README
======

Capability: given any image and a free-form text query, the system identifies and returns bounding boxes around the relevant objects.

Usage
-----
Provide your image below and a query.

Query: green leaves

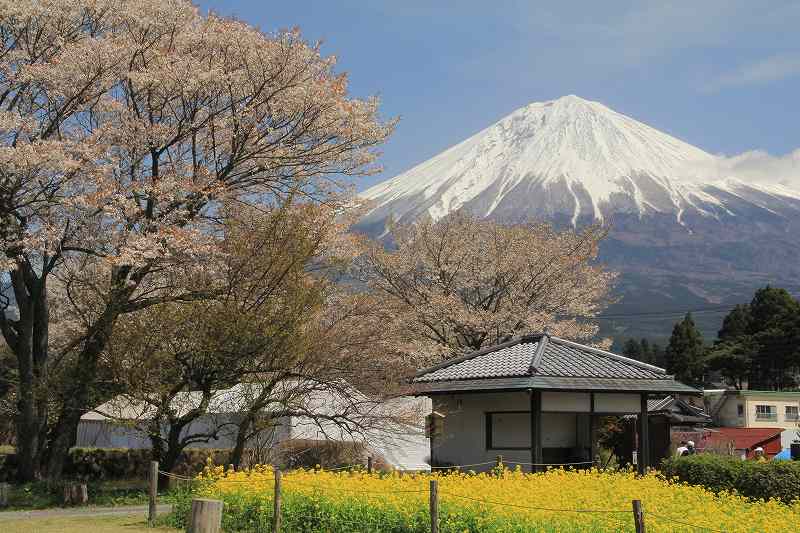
[662,454,800,505]
[710,286,800,389]
[665,313,706,385]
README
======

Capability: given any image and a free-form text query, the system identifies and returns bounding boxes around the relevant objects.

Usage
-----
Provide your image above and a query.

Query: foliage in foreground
[0,447,231,482]
[165,464,800,532]
[661,453,800,504]
[0,480,150,510]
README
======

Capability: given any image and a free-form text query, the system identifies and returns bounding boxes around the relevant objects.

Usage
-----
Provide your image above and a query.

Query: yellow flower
[195,464,800,532]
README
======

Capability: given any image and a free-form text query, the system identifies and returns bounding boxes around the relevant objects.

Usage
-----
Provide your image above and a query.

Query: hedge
[660,454,800,504]
[0,447,231,482]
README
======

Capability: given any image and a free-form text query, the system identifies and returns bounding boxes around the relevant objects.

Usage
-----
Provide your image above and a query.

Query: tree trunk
[155,422,190,491]
[5,265,49,482]
[44,331,109,479]
[230,415,254,469]
[158,446,183,491]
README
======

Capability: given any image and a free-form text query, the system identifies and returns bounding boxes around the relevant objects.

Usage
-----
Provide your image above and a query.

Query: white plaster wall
[594,393,641,413]
[431,392,530,470]
[541,413,577,447]
[542,392,590,412]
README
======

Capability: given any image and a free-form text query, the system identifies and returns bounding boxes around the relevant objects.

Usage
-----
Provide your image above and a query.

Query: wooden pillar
[638,393,650,474]
[632,499,646,533]
[589,393,597,466]
[187,498,223,533]
[272,468,282,533]
[429,479,439,533]
[530,390,542,472]
[149,461,158,526]
[0,483,9,508]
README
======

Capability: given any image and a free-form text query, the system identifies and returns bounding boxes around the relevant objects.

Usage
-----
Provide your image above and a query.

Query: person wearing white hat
[675,440,688,457]
[754,446,766,461]
[675,440,696,457]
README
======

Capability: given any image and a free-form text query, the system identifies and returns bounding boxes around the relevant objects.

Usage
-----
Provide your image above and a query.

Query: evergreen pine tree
[639,339,653,364]
[665,313,706,385]
[747,287,800,389]
[622,339,643,361]
[718,304,752,341]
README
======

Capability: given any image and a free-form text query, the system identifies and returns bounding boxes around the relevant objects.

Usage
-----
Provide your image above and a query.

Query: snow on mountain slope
[361,95,800,227]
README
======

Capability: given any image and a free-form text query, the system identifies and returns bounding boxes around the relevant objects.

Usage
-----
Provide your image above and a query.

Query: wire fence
[648,511,730,533]
[439,490,630,514]
[154,460,740,533]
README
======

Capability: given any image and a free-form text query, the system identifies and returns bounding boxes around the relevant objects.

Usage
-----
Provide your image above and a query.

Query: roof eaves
[548,336,668,375]
[413,334,541,379]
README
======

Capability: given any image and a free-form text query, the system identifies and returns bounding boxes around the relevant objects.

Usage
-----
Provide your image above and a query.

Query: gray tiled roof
[415,334,664,383]
[416,341,538,382]
[413,334,699,394]
[648,397,674,411]
[536,340,662,379]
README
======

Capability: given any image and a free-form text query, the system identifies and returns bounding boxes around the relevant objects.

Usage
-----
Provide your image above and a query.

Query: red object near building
[702,427,783,459]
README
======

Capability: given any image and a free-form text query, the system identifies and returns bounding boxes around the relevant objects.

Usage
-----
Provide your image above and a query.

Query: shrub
[0,447,231,482]
[660,454,800,504]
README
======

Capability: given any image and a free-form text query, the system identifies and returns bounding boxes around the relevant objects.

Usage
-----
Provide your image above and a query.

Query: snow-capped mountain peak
[361,95,800,226]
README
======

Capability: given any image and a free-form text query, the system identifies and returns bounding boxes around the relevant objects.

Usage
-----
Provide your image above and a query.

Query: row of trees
[662,287,800,389]
[0,1,616,482]
[620,338,666,367]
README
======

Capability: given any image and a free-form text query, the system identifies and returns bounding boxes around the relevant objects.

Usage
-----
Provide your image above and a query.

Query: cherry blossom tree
[360,212,616,362]
[0,0,392,480]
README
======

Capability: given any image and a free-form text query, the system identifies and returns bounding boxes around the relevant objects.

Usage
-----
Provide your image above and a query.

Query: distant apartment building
[708,390,800,450]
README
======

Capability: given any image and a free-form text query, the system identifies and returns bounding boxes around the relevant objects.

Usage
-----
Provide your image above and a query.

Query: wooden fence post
[62,483,88,506]
[0,483,9,508]
[632,499,646,533]
[272,468,282,533]
[149,461,158,526]
[187,498,223,533]
[76,483,88,505]
[429,479,439,533]
[367,456,373,474]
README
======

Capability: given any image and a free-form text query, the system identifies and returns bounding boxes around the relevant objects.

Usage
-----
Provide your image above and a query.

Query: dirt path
[0,504,172,520]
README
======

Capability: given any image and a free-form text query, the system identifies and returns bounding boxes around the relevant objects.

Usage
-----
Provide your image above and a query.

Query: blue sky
[197,1,800,190]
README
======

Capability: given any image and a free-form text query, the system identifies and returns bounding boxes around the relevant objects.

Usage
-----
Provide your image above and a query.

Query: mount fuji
[359,95,800,340]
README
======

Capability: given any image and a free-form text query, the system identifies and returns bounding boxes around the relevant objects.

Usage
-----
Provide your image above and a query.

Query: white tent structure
[77,381,431,471]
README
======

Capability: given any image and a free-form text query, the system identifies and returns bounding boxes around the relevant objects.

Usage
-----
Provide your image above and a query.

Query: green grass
[0,514,180,533]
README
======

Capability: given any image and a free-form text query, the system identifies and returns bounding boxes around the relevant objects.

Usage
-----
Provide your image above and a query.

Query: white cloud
[719,149,800,190]
[703,54,800,92]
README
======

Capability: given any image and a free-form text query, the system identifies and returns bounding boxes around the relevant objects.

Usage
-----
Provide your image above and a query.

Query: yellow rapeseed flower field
[188,463,800,532]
